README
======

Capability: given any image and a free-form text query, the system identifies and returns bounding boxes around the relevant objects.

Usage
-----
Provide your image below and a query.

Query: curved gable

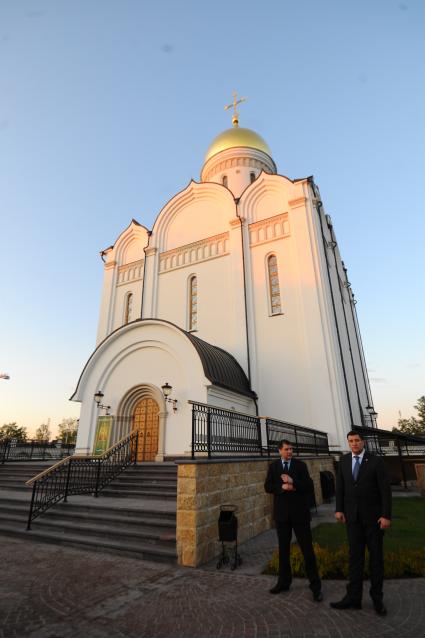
[151,180,236,253]
[239,172,303,224]
[103,219,150,266]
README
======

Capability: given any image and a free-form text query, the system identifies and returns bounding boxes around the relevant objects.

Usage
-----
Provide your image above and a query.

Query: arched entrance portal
[132,397,160,462]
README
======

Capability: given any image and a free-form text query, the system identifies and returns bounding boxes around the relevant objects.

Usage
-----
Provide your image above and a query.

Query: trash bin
[218,505,238,542]
[216,504,242,570]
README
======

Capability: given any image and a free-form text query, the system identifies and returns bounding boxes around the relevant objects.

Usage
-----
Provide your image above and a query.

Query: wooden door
[132,397,159,462]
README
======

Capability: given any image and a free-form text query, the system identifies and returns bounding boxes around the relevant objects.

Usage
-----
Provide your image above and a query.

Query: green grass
[264,498,425,578]
[312,498,425,552]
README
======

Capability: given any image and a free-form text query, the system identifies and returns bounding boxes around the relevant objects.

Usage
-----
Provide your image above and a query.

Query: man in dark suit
[330,430,391,616]
[264,439,322,601]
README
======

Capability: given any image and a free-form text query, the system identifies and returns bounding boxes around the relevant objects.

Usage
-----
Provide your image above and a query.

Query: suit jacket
[335,451,392,525]
[264,458,314,524]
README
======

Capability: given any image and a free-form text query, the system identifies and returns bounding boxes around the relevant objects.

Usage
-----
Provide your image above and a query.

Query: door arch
[132,397,160,462]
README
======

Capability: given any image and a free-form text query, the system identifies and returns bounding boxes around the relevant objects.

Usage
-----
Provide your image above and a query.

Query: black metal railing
[26,431,138,529]
[353,425,425,489]
[265,418,329,456]
[190,402,330,459]
[0,439,75,464]
[353,426,425,457]
[191,402,262,458]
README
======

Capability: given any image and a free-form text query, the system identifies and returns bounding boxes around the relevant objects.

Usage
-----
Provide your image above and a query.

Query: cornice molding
[145,247,157,257]
[159,232,229,273]
[249,212,290,247]
[104,260,117,270]
[201,147,276,182]
[288,196,307,209]
[116,259,144,286]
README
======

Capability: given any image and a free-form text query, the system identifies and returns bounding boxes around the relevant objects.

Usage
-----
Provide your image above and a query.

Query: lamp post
[94,390,111,414]
[161,382,178,413]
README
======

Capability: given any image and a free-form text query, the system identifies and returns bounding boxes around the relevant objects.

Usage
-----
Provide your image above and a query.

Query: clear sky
[0,0,424,437]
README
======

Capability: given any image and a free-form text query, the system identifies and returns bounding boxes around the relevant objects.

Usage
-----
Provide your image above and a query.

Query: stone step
[118,471,177,480]
[0,483,31,491]
[0,501,176,528]
[30,516,176,545]
[53,500,176,520]
[0,522,177,563]
[107,480,177,489]
[100,488,177,500]
[0,477,36,484]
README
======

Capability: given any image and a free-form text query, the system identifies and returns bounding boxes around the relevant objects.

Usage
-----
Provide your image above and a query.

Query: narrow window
[222,175,228,187]
[250,171,256,183]
[189,276,198,330]
[124,292,133,324]
[268,255,282,315]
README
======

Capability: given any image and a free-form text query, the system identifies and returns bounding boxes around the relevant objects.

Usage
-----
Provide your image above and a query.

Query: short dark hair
[347,430,364,440]
[278,439,293,448]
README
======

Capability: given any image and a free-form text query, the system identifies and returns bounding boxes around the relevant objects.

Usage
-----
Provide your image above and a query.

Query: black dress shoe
[330,598,362,610]
[269,583,290,594]
[313,591,323,602]
[374,603,387,616]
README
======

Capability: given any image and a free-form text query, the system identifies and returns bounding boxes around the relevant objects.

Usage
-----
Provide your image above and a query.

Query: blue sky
[0,0,424,436]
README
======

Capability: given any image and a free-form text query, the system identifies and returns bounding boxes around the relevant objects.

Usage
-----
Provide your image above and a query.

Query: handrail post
[207,408,211,459]
[258,417,263,456]
[64,459,72,502]
[27,482,37,530]
[265,418,270,458]
[191,404,196,459]
[396,438,408,490]
[294,427,299,455]
[94,458,102,497]
[133,431,138,465]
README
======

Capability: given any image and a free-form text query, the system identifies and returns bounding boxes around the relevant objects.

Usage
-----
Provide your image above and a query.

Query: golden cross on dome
[224,91,247,127]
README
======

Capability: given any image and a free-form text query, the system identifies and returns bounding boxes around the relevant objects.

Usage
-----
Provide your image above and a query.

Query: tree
[35,422,51,442]
[0,423,27,442]
[393,396,425,436]
[57,418,78,444]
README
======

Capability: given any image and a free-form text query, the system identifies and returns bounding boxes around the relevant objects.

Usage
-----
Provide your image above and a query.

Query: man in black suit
[264,439,322,601]
[330,430,392,616]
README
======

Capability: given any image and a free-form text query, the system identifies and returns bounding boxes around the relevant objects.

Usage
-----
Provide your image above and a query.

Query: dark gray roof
[185,331,256,399]
[71,318,256,401]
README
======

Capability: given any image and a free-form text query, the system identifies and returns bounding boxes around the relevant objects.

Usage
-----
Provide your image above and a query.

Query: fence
[0,439,75,464]
[265,418,330,456]
[190,402,329,459]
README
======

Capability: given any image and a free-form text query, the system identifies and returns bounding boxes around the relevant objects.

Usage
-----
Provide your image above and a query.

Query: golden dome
[204,126,272,164]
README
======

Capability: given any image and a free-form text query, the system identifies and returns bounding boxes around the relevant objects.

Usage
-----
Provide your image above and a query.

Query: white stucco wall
[78,142,375,454]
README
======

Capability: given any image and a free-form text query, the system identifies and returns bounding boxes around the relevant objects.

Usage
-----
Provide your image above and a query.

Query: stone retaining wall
[176,456,335,567]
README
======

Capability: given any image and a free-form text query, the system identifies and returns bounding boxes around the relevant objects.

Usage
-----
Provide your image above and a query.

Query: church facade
[71,113,375,458]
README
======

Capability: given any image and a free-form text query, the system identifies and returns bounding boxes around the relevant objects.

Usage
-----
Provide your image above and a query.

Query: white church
[71,98,375,460]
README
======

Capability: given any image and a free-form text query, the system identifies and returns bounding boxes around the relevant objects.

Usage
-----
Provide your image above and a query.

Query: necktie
[283,462,289,474]
[352,456,360,481]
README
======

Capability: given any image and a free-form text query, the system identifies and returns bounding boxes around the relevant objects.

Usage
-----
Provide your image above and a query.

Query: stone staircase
[0,461,177,563]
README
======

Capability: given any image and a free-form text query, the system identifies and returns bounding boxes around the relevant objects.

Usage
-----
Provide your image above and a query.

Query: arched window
[267,255,282,315]
[250,171,256,183]
[189,276,198,331]
[124,292,133,324]
[222,175,228,187]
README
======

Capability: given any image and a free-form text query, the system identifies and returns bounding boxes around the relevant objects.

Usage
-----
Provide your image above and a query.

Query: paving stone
[0,535,424,638]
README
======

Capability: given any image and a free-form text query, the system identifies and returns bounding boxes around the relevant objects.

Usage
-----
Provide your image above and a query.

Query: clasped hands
[335,511,391,529]
[281,473,295,491]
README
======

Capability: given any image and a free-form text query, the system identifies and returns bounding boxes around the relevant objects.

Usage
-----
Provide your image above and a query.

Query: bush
[264,543,425,579]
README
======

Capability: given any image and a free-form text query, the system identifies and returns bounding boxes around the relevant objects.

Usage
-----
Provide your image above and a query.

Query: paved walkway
[1,513,424,638]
